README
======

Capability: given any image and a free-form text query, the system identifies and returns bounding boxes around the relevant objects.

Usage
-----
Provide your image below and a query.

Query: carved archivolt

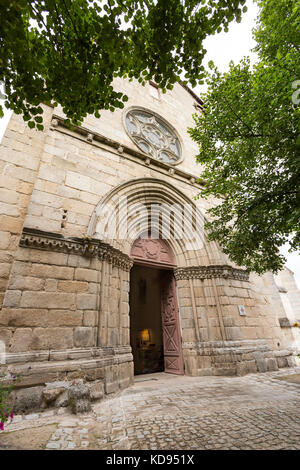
[174,265,249,282]
[19,228,133,271]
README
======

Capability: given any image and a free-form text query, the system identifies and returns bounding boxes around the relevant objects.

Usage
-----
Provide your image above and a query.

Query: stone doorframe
[130,237,184,375]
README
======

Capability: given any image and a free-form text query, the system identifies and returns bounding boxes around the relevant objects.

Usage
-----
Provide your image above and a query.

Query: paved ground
[1,367,300,450]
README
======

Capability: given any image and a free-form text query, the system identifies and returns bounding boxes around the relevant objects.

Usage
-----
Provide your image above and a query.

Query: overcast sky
[0,0,299,287]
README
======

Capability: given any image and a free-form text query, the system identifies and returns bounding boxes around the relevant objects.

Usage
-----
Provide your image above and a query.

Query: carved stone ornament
[130,237,175,267]
[19,228,133,271]
[125,108,182,165]
[174,265,249,282]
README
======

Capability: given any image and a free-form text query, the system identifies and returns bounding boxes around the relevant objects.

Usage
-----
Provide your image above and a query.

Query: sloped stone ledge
[4,346,132,364]
[19,227,133,271]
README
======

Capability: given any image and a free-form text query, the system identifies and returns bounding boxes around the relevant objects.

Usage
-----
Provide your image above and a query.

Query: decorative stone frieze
[174,265,249,281]
[19,228,133,271]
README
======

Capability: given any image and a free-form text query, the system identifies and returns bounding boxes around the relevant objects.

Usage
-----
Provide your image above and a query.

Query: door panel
[161,272,184,375]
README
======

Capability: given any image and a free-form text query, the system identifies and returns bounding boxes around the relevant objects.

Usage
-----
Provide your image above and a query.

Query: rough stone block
[277,356,289,368]
[265,358,279,372]
[214,367,237,376]
[55,390,69,407]
[83,310,97,326]
[10,386,44,414]
[105,365,119,394]
[0,231,11,250]
[74,327,94,347]
[85,367,105,382]
[9,328,32,352]
[43,387,65,404]
[256,358,268,373]
[58,280,88,293]
[90,381,104,401]
[0,263,10,279]
[197,368,213,376]
[68,384,91,414]
[76,294,97,310]
[9,276,45,291]
[30,264,74,280]
[3,290,22,307]
[236,361,258,376]
[75,268,98,282]
[21,292,76,309]
[0,215,23,234]
[30,327,74,350]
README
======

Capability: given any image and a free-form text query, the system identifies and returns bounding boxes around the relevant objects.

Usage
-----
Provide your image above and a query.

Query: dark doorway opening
[130,264,167,375]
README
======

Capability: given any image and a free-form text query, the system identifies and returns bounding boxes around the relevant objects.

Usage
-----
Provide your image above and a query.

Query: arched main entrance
[130,237,184,376]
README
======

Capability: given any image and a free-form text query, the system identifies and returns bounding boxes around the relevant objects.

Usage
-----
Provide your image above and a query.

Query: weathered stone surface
[253,353,268,373]
[236,361,258,376]
[85,367,106,382]
[75,268,98,282]
[73,327,94,348]
[20,292,76,309]
[68,384,91,414]
[55,390,69,407]
[11,386,44,414]
[76,294,97,310]
[30,328,74,350]
[277,356,289,368]
[1,308,82,327]
[90,381,104,401]
[9,328,33,352]
[105,365,119,394]
[83,310,97,327]
[266,358,279,372]
[58,280,89,293]
[43,387,65,404]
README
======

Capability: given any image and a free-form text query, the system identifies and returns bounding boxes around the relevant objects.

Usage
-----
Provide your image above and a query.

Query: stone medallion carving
[124,108,182,165]
[130,237,175,267]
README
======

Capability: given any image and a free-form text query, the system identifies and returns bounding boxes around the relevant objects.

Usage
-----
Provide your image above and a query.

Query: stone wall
[0,231,133,413]
[0,106,53,309]
[175,267,293,377]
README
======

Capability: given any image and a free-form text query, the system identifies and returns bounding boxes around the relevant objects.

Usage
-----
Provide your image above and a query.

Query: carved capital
[174,265,249,282]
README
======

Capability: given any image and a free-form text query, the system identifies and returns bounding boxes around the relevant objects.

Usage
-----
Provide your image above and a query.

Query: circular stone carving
[124,108,182,165]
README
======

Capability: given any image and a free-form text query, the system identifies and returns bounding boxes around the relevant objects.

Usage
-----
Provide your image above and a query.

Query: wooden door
[161,271,184,375]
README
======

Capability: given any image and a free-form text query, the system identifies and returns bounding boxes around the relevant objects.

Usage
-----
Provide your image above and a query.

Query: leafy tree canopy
[189,0,300,274]
[0,0,247,129]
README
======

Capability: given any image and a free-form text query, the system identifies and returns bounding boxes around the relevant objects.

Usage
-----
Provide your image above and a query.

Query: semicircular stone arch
[87,177,228,268]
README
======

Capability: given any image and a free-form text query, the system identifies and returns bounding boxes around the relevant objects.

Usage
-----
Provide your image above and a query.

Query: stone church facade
[0,79,299,411]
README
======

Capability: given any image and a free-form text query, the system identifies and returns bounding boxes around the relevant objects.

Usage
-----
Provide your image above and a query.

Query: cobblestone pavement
[2,367,300,450]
